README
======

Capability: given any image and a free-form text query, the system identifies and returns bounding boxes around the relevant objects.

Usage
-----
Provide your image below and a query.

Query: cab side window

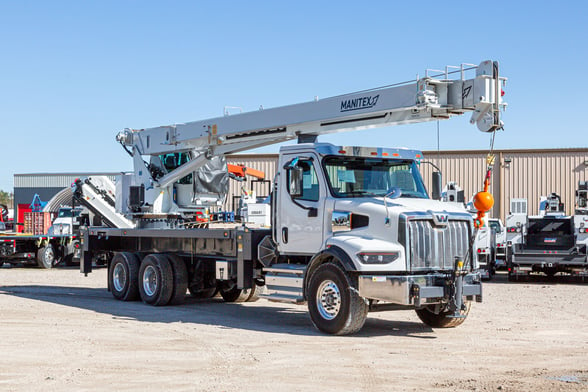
[289,160,319,202]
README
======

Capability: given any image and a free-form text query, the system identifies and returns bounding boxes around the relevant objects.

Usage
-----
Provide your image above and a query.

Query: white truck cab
[48,207,83,236]
[271,143,480,325]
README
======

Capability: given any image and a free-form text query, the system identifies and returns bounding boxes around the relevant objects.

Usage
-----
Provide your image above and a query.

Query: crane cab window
[159,152,193,184]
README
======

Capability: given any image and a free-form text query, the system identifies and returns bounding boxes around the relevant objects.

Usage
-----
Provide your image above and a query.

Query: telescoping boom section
[116,60,506,214]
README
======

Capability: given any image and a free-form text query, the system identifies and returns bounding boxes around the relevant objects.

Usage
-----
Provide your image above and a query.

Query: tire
[36,245,55,269]
[507,271,517,282]
[63,254,75,266]
[189,285,219,299]
[166,254,188,305]
[307,262,368,335]
[220,285,252,303]
[245,284,262,302]
[138,254,174,306]
[415,301,471,328]
[545,268,557,278]
[108,252,140,301]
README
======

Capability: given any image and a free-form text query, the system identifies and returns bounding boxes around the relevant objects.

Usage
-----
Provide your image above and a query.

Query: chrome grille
[407,219,470,271]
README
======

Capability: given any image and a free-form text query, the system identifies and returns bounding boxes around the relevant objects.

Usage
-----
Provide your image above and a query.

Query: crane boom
[116,60,506,216]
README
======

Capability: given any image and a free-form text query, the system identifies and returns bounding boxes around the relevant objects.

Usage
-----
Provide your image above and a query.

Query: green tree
[0,190,14,208]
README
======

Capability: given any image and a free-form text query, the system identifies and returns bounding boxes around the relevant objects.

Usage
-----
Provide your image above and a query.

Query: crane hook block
[473,191,494,213]
[473,191,494,228]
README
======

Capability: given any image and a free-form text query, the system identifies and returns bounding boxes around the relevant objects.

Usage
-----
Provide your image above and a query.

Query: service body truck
[510,193,588,279]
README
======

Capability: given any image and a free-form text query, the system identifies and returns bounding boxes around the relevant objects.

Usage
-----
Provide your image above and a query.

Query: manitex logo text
[340,94,379,112]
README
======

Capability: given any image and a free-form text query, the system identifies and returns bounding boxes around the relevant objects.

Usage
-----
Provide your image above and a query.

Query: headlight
[357,252,399,264]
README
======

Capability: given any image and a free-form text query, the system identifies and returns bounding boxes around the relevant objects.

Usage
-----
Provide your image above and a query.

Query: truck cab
[270,143,481,333]
[49,207,84,236]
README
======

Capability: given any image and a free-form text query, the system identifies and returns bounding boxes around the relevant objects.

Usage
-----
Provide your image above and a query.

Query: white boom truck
[81,60,506,334]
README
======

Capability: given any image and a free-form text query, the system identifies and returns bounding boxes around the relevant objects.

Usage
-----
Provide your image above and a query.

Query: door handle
[282,227,288,243]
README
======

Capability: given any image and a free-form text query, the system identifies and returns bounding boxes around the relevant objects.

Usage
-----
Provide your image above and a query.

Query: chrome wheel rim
[44,247,54,264]
[113,263,127,292]
[316,280,341,320]
[143,265,158,297]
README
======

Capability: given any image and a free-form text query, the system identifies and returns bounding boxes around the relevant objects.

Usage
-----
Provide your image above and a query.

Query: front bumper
[358,272,482,306]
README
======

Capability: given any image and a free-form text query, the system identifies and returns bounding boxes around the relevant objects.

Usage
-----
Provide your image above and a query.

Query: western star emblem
[431,211,449,226]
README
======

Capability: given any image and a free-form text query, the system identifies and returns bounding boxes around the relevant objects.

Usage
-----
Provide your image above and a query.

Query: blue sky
[1,1,586,191]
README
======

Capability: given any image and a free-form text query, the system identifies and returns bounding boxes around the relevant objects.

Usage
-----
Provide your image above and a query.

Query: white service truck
[80,60,506,334]
[510,191,588,280]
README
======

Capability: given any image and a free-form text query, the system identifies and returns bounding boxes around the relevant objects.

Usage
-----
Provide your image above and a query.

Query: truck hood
[334,196,471,219]
[332,196,472,239]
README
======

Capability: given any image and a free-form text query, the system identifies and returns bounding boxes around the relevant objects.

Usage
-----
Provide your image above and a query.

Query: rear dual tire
[166,254,188,305]
[109,252,140,301]
[138,254,174,306]
[109,252,188,306]
[220,284,261,303]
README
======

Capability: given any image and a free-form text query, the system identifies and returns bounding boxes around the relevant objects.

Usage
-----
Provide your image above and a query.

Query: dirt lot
[0,266,587,392]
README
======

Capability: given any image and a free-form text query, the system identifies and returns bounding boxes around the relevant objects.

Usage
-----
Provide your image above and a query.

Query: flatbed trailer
[81,225,270,295]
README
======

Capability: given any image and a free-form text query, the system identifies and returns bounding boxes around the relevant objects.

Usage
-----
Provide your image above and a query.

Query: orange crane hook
[473,155,495,228]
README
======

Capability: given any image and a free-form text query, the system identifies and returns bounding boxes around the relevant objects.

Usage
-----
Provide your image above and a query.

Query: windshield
[58,208,81,218]
[527,218,573,236]
[488,220,502,233]
[323,156,428,198]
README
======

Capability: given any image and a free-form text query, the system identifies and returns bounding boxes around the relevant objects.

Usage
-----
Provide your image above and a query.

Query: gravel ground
[1,266,587,391]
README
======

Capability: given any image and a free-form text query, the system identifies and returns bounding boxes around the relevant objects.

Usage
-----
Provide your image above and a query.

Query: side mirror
[432,171,442,200]
[289,167,304,197]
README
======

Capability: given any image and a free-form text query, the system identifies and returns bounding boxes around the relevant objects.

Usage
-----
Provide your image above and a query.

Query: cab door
[276,155,325,255]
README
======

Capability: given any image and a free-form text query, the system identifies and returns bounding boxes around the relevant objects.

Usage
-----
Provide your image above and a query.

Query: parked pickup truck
[510,215,587,279]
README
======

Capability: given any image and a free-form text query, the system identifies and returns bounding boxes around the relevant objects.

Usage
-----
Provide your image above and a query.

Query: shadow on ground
[0,284,433,338]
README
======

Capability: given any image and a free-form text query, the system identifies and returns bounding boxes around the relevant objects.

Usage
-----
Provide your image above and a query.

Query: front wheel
[36,244,55,269]
[307,262,368,335]
[415,301,471,328]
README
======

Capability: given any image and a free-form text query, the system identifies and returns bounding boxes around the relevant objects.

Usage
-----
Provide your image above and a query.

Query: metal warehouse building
[13,148,588,222]
[13,172,120,212]
[418,147,588,221]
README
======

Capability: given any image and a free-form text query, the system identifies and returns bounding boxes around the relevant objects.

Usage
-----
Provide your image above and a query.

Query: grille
[407,219,470,271]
